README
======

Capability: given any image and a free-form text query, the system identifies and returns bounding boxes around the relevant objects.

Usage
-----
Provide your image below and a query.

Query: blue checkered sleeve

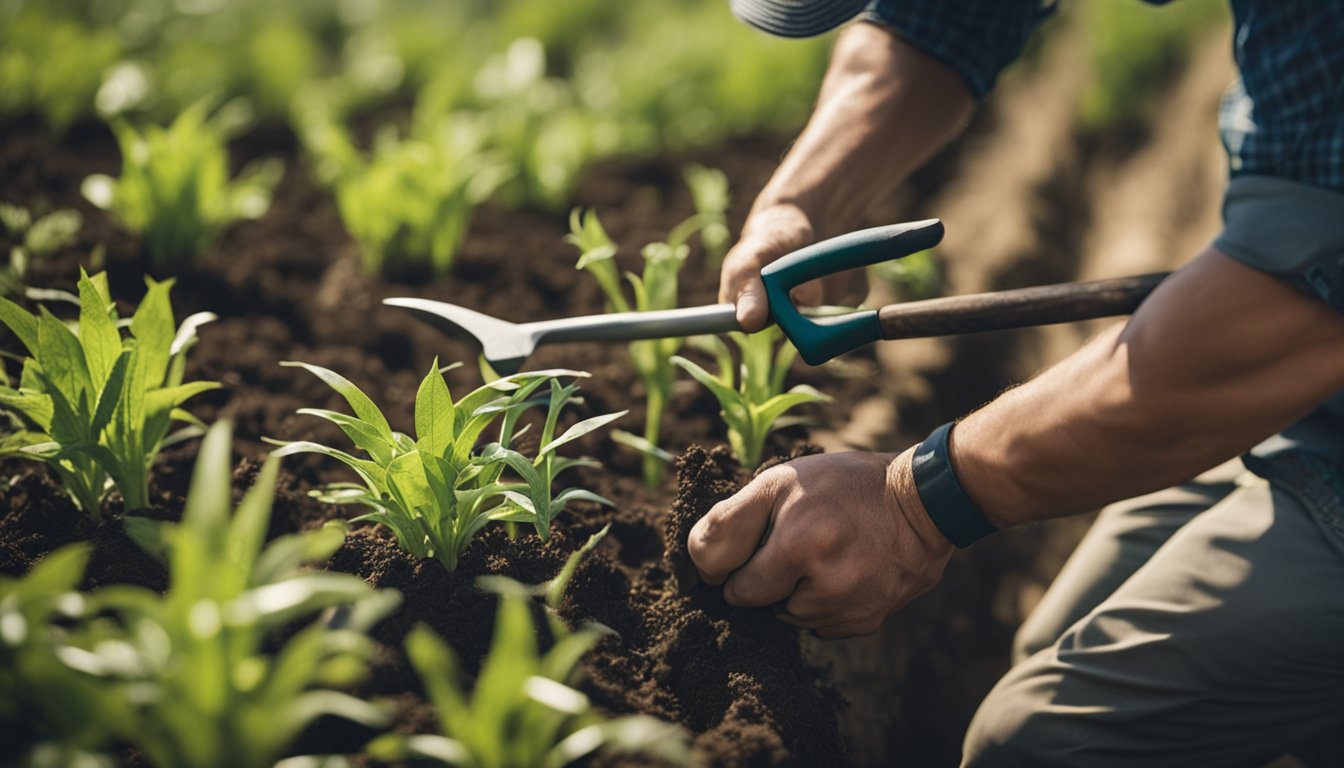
[858,0,1057,99]
[1221,0,1344,193]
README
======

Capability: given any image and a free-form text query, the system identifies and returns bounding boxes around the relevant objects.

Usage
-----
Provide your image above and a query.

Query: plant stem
[641,384,666,487]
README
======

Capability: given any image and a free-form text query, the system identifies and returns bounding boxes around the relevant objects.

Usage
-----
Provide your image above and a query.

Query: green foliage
[868,248,941,301]
[81,100,282,271]
[1080,0,1228,130]
[301,113,509,277]
[0,201,83,295]
[681,164,731,267]
[271,360,623,571]
[369,547,689,768]
[0,5,121,131]
[673,326,831,467]
[0,271,218,516]
[568,208,705,487]
[0,421,401,768]
[0,544,123,767]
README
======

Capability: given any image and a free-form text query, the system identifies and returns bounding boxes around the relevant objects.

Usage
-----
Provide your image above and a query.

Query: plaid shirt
[860,0,1344,194]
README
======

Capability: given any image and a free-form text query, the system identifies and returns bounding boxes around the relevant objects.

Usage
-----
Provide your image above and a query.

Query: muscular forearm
[746,23,974,238]
[948,250,1344,527]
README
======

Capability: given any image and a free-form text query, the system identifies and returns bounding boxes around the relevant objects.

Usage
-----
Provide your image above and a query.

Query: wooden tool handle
[877,272,1170,340]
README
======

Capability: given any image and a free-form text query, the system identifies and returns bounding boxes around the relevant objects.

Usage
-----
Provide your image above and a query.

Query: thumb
[735,276,770,333]
[688,472,783,585]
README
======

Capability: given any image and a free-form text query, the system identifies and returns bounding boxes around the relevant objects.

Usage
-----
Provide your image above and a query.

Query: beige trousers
[963,460,1344,767]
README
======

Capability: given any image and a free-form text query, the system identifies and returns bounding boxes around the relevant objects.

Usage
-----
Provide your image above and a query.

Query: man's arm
[956,249,1344,525]
[722,21,975,331]
[690,248,1344,638]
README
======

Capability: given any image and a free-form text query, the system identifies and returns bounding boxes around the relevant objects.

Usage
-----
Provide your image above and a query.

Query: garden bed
[1,116,873,765]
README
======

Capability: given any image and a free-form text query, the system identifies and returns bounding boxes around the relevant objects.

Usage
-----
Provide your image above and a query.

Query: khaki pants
[963,460,1344,767]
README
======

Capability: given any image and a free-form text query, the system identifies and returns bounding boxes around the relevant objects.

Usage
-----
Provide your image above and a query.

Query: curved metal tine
[383,297,536,374]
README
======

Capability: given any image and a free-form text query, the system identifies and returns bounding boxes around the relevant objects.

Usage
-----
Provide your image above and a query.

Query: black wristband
[910,422,998,548]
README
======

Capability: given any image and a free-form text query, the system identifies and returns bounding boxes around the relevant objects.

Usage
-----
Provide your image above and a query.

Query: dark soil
[1,116,854,765]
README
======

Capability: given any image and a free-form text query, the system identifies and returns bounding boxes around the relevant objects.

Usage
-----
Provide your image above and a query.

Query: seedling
[672,325,831,467]
[680,163,731,267]
[81,100,282,271]
[271,360,623,571]
[303,114,509,278]
[0,201,82,295]
[0,543,123,766]
[567,208,707,487]
[369,531,689,768]
[0,8,121,131]
[0,270,218,516]
[32,421,399,768]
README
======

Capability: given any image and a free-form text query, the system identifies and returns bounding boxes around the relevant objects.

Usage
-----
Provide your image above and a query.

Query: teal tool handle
[760,219,945,365]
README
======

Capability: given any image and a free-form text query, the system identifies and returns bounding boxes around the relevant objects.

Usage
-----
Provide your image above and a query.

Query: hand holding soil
[689,449,954,638]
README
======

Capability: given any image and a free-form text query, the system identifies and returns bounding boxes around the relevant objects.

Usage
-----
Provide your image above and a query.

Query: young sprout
[270,360,624,571]
[303,114,509,278]
[81,100,282,271]
[672,325,831,467]
[0,270,218,516]
[679,163,731,267]
[567,207,706,487]
[369,530,689,768]
[31,421,401,768]
[0,201,82,295]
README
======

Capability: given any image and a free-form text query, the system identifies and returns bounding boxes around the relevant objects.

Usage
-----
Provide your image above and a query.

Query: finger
[720,250,770,332]
[813,616,883,640]
[789,278,825,308]
[773,602,826,629]
[688,472,782,585]
[722,532,803,608]
[735,276,769,333]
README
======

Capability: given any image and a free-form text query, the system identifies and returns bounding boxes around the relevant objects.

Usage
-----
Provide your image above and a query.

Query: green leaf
[267,440,383,488]
[129,277,175,387]
[405,625,470,735]
[77,271,122,388]
[755,385,832,432]
[36,307,92,407]
[414,359,455,458]
[224,455,280,594]
[89,349,130,438]
[0,295,39,354]
[538,410,627,457]
[295,408,394,466]
[281,361,393,443]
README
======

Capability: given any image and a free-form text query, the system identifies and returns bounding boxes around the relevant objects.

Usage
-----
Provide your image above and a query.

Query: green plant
[0,201,83,295]
[271,360,623,571]
[0,6,121,131]
[868,248,941,301]
[70,421,397,767]
[0,543,124,767]
[672,325,831,467]
[369,529,689,768]
[81,100,282,271]
[681,163,731,266]
[302,113,509,278]
[0,270,218,516]
[567,208,707,487]
[1080,0,1228,130]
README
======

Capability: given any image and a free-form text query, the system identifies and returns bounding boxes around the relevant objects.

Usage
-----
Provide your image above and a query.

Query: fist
[688,450,953,639]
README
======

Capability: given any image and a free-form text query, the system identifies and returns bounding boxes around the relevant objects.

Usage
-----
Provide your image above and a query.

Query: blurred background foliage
[0,0,1230,234]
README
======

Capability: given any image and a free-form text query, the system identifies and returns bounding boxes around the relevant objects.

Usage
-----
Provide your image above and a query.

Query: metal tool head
[383,297,536,375]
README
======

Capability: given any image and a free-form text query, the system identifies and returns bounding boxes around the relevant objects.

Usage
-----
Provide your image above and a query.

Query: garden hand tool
[385,219,1170,374]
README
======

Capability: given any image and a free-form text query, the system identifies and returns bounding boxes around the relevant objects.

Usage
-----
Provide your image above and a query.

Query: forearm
[744,22,975,239]
[948,250,1344,526]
